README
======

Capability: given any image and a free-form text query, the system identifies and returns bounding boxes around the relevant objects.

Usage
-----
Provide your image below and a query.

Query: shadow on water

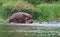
[0,23,60,37]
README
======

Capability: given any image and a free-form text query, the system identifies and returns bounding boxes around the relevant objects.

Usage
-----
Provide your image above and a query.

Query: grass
[0,0,60,22]
[36,3,60,22]
[0,0,38,20]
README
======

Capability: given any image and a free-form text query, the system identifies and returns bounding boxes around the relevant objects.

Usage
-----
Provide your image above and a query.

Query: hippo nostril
[30,21,33,23]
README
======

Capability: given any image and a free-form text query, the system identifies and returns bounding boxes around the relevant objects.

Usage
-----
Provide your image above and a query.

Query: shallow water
[0,23,60,37]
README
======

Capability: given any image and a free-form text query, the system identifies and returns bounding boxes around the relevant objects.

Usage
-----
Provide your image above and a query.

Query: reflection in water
[0,23,60,37]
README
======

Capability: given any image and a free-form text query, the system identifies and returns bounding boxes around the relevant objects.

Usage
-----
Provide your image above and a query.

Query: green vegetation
[0,0,60,22]
[36,4,60,21]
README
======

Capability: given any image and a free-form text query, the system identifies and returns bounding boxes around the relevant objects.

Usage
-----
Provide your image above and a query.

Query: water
[0,23,60,37]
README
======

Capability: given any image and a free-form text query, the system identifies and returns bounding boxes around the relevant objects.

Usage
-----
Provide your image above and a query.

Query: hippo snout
[30,21,33,23]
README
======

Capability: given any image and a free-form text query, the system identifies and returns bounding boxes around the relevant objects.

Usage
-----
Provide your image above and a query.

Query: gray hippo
[9,12,33,23]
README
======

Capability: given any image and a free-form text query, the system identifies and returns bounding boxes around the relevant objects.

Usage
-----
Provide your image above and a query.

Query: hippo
[9,12,33,23]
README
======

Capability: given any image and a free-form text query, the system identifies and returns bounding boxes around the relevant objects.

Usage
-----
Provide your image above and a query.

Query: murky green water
[0,23,60,37]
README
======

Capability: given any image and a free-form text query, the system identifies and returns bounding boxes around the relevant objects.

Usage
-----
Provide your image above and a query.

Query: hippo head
[23,14,33,23]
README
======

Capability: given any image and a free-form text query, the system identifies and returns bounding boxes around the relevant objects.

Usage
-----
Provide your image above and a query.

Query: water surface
[0,23,60,37]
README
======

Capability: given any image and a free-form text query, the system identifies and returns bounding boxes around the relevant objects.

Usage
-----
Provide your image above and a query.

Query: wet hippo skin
[9,12,33,23]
